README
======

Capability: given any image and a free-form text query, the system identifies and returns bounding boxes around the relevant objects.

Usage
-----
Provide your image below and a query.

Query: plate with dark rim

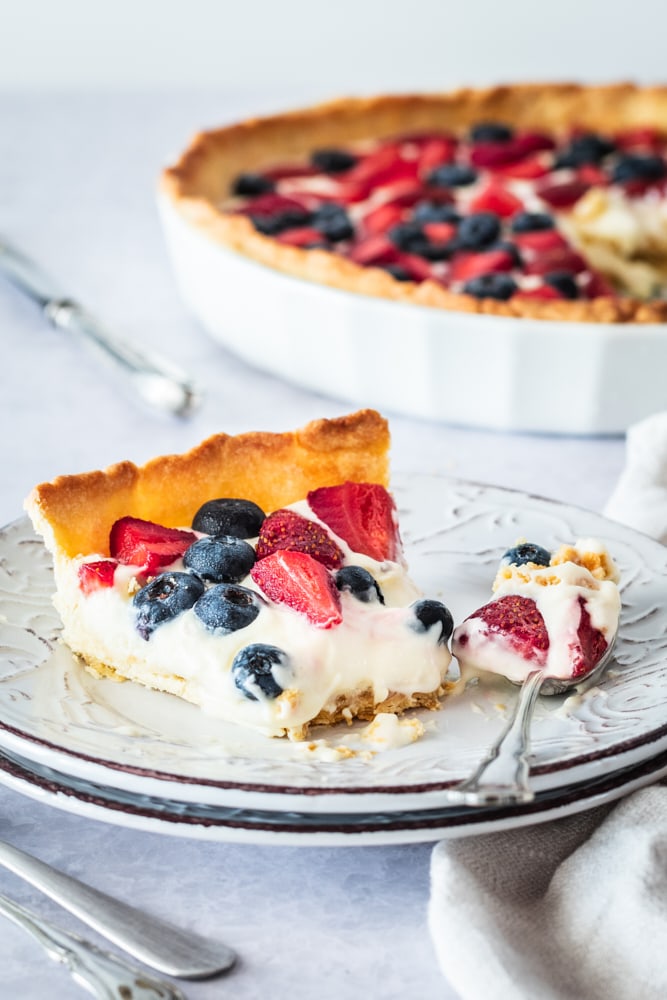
[0,474,666,828]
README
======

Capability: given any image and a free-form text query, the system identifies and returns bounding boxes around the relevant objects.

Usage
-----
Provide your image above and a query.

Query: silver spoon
[446,632,618,807]
[0,838,236,979]
[0,891,186,999]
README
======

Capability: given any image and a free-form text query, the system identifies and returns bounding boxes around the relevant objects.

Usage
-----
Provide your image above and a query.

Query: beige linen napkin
[429,413,667,1000]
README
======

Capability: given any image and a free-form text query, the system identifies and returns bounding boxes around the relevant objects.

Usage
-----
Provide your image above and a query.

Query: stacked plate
[1,475,666,846]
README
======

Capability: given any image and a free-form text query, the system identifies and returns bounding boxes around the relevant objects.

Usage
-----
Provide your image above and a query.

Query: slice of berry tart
[161,82,667,322]
[452,539,621,684]
[25,410,454,739]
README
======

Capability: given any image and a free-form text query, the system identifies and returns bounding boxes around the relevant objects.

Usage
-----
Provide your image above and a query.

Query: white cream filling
[452,539,620,684]
[56,501,451,737]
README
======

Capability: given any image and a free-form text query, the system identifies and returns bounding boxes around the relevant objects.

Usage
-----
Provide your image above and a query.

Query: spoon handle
[0,839,235,979]
[0,891,185,999]
[446,669,545,806]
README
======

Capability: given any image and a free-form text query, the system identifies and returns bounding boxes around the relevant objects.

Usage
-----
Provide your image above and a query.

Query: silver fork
[0,891,186,999]
[0,838,236,979]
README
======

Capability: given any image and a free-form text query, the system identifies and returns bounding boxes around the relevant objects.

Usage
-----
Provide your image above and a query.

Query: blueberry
[611,154,667,184]
[510,211,555,233]
[382,264,413,281]
[554,132,615,168]
[183,535,256,583]
[409,600,454,644]
[388,222,430,255]
[133,572,205,640]
[194,583,263,634]
[231,643,291,701]
[502,542,551,567]
[231,173,275,197]
[311,203,354,242]
[428,163,478,188]
[457,212,502,250]
[192,499,266,539]
[412,201,461,224]
[470,121,514,144]
[544,270,579,299]
[250,208,312,236]
[311,148,358,173]
[463,273,518,301]
[335,566,384,604]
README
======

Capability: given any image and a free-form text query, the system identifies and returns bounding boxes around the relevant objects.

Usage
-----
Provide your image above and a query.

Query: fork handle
[446,669,544,806]
[0,839,235,979]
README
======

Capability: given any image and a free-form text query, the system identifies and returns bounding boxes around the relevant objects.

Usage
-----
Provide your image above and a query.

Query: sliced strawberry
[263,163,320,181]
[581,270,617,297]
[468,133,552,170]
[344,145,410,186]
[330,179,374,204]
[256,509,343,568]
[307,482,400,563]
[524,248,588,276]
[469,183,523,219]
[276,227,328,247]
[513,285,564,301]
[494,156,551,180]
[250,550,342,628]
[109,517,196,574]
[462,595,549,665]
[376,181,432,208]
[513,229,569,254]
[78,559,117,594]
[236,193,310,220]
[417,137,457,173]
[395,252,435,282]
[536,179,591,209]
[614,127,662,152]
[422,222,457,244]
[576,165,609,187]
[360,202,406,237]
[348,235,401,266]
[450,249,516,282]
[573,596,608,678]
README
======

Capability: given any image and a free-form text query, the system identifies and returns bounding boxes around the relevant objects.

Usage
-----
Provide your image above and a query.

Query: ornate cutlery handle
[0,891,186,999]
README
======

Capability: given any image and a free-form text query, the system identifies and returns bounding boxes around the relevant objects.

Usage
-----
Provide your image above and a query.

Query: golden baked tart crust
[160,82,667,323]
[25,408,389,560]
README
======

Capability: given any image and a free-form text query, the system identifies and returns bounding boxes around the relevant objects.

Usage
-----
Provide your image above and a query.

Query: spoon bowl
[445,631,618,807]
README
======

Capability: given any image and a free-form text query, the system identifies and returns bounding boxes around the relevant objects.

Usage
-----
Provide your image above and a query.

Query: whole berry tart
[25,410,454,739]
[452,539,621,684]
[161,82,667,323]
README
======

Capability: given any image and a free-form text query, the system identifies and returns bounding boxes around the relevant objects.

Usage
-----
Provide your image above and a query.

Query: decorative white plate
[159,197,667,436]
[1,475,666,839]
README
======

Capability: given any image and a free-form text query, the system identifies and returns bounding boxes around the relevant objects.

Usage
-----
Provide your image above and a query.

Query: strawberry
[256,509,343,568]
[494,156,550,180]
[236,193,311,220]
[394,252,435,282]
[469,183,523,219]
[78,559,117,594]
[582,270,616,297]
[276,227,328,247]
[307,482,400,563]
[250,550,342,628]
[462,595,549,665]
[513,229,569,254]
[536,178,591,209]
[614,127,662,152]
[263,163,320,181]
[450,248,516,282]
[422,222,457,244]
[109,517,196,574]
[348,235,401,267]
[468,133,552,169]
[344,145,416,187]
[513,285,564,302]
[417,137,457,173]
[573,596,608,678]
[360,202,406,237]
[524,248,587,277]
[576,165,609,187]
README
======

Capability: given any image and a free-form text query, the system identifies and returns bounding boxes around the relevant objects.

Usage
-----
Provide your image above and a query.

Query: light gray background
[0,6,660,999]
